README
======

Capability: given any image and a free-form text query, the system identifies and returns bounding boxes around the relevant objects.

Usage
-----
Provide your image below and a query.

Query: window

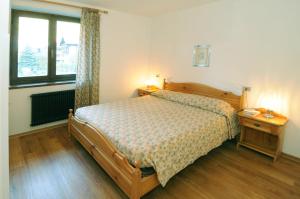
[10,10,80,85]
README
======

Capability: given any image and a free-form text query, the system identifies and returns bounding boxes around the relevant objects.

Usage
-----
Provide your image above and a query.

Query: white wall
[10,0,151,135]
[0,0,10,197]
[149,0,300,157]
[100,10,151,103]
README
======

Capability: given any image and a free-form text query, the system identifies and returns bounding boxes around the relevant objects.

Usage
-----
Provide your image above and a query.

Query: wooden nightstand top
[138,86,160,96]
[238,108,288,126]
[138,86,160,93]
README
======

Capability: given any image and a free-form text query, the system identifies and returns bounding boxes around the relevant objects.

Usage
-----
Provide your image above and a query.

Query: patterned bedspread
[75,92,238,186]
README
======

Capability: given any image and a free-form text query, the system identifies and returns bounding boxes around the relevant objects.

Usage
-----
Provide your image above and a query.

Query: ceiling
[70,0,217,16]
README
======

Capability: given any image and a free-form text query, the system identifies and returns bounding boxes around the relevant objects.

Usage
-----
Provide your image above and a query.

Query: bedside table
[237,109,288,162]
[138,86,159,96]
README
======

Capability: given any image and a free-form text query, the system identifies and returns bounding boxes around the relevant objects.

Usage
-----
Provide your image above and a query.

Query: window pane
[56,21,80,75]
[18,17,49,77]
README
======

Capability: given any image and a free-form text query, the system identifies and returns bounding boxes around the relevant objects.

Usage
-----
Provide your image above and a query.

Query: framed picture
[193,45,210,67]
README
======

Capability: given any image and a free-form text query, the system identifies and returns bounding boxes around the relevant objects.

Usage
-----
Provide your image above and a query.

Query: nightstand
[237,108,288,162]
[138,86,159,96]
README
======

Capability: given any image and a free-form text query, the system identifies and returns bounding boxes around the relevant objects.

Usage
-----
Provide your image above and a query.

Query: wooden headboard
[163,79,245,111]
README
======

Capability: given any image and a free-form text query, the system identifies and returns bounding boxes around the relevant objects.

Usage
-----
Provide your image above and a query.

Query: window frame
[10,10,80,86]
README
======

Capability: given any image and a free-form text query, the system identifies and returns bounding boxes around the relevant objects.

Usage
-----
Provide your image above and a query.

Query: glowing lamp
[257,92,288,118]
[145,74,160,88]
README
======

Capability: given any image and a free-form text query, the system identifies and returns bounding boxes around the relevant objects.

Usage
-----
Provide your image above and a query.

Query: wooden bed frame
[68,80,245,199]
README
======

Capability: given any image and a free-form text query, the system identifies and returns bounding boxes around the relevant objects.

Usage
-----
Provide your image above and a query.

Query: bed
[68,80,245,199]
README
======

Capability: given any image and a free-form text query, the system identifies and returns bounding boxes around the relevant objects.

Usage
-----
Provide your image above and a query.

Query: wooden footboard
[68,109,159,199]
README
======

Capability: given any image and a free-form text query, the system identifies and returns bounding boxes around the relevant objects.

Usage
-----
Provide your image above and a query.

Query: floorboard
[9,126,300,199]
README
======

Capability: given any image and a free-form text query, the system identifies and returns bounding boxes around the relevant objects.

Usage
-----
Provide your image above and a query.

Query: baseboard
[9,123,67,139]
[281,153,300,163]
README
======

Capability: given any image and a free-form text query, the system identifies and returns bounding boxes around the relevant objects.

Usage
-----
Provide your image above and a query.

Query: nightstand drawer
[240,118,272,134]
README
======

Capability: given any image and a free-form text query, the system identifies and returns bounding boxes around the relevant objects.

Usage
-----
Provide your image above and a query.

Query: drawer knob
[254,123,260,127]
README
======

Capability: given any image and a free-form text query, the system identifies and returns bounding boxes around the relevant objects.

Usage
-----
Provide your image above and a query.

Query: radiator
[31,90,75,126]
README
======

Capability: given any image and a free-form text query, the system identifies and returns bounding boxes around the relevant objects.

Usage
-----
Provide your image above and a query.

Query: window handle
[50,48,54,59]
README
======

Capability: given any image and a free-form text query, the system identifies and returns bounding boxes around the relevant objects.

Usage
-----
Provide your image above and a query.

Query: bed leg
[130,161,142,199]
[68,109,73,138]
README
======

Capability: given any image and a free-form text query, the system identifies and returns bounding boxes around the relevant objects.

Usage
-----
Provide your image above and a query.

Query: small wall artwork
[193,45,210,67]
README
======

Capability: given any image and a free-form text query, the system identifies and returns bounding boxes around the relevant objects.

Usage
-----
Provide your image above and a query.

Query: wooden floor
[10,126,300,199]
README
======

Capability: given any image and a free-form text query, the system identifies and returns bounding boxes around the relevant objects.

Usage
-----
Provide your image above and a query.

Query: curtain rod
[32,0,109,14]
